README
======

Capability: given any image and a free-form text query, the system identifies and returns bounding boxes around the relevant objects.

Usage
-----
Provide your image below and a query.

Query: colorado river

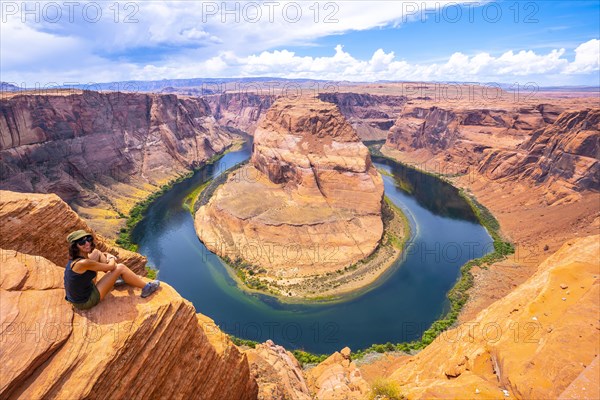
[132,142,493,354]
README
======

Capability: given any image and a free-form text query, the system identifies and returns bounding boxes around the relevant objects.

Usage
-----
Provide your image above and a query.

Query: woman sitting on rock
[64,230,160,310]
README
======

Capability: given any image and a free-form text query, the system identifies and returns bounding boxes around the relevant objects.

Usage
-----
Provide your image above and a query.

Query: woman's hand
[108,257,117,270]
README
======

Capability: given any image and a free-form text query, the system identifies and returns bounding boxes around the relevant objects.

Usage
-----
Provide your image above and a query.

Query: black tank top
[64,258,97,303]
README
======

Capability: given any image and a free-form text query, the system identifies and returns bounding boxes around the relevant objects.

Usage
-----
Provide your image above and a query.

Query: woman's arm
[73,258,118,273]
[89,249,117,264]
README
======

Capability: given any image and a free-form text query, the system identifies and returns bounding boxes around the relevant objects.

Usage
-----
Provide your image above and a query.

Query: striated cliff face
[378,234,599,399]
[388,106,459,152]
[384,103,599,200]
[0,191,258,399]
[196,97,384,281]
[318,92,406,140]
[0,91,233,237]
[385,104,555,154]
[204,93,275,134]
[478,109,600,193]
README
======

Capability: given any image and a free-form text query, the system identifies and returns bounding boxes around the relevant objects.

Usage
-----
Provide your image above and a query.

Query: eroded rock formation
[245,340,312,400]
[0,190,146,274]
[0,91,233,236]
[0,191,258,399]
[305,347,370,399]
[195,97,384,279]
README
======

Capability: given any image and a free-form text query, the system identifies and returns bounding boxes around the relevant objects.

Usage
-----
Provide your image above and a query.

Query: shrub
[369,378,405,400]
[145,265,157,279]
[292,350,328,366]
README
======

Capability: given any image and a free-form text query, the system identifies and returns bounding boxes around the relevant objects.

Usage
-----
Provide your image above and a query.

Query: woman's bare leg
[95,264,147,300]
[115,263,147,288]
[96,268,123,300]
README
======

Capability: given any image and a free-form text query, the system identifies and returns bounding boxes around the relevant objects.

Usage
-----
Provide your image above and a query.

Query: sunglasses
[76,235,93,246]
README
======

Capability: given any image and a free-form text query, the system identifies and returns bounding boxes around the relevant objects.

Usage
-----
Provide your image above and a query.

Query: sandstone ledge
[0,191,258,399]
[375,234,600,399]
[0,249,258,399]
[0,190,146,275]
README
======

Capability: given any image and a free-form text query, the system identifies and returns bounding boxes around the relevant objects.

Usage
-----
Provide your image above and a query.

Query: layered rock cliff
[0,191,258,399]
[478,109,600,194]
[384,104,599,201]
[204,93,275,134]
[0,91,233,237]
[385,104,557,155]
[318,92,406,140]
[195,97,384,287]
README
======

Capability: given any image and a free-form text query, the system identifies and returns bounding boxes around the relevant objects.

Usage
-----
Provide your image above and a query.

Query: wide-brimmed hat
[66,230,92,243]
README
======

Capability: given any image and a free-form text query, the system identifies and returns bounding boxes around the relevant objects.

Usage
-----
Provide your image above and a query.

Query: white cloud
[565,39,600,73]
[1,1,479,58]
[1,1,598,85]
[136,41,596,84]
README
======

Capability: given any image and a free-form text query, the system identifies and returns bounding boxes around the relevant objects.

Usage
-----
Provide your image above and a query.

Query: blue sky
[1,1,599,86]
[293,1,600,61]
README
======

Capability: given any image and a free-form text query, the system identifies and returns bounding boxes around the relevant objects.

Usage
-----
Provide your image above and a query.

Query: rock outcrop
[305,347,370,399]
[381,234,599,399]
[245,340,312,400]
[0,191,258,399]
[0,91,233,237]
[195,97,384,279]
[0,190,146,274]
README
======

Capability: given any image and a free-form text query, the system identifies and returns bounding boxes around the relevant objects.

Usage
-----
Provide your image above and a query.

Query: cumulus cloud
[1,1,598,85]
[565,39,600,73]
[125,39,598,84]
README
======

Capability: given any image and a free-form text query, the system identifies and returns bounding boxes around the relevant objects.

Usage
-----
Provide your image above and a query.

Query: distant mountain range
[1,79,597,93]
[0,82,22,91]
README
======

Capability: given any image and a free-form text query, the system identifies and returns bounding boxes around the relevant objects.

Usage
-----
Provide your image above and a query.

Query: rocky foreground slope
[375,234,599,399]
[0,191,258,399]
[0,190,146,274]
[2,189,597,399]
[195,97,384,281]
[0,91,234,237]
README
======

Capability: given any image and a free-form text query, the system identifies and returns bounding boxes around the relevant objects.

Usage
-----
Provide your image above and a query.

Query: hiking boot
[114,277,126,287]
[141,280,160,298]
